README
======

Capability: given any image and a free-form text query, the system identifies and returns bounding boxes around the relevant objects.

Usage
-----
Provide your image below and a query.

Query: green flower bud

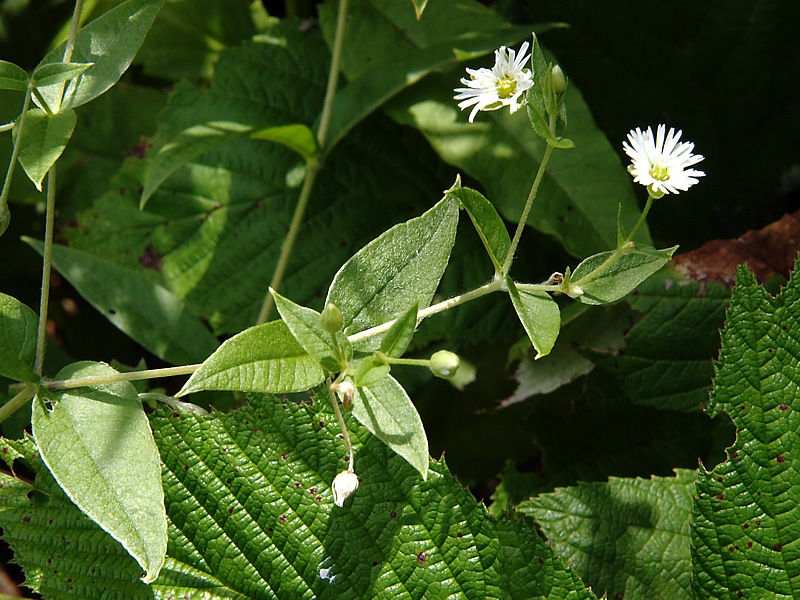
[320,302,344,334]
[551,65,567,95]
[429,350,460,379]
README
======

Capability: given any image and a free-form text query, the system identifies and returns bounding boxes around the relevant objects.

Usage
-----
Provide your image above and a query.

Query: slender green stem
[382,356,429,367]
[501,142,556,276]
[348,278,505,345]
[327,384,354,471]
[0,384,36,425]
[256,0,349,324]
[0,86,33,211]
[0,122,14,132]
[43,364,201,391]
[33,168,57,375]
[63,0,85,63]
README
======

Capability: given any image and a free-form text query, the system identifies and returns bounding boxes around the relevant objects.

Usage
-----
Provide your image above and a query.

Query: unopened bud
[429,350,460,379]
[331,469,359,507]
[330,380,355,410]
[551,65,567,95]
[320,303,344,334]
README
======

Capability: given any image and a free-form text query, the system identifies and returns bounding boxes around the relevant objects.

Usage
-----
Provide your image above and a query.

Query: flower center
[649,164,671,181]
[496,77,517,99]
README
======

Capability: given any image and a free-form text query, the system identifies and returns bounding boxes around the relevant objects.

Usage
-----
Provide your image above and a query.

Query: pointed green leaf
[273,290,351,373]
[327,196,459,348]
[526,36,572,148]
[447,184,511,273]
[352,355,391,387]
[249,123,319,160]
[693,261,800,598]
[520,469,696,600]
[34,0,164,112]
[0,60,28,91]
[507,279,560,359]
[352,375,429,479]
[31,361,167,582]
[24,239,218,365]
[31,61,93,88]
[1,395,595,598]
[570,245,678,305]
[379,301,418,358]
[0,292,39,383]
[15,108,76,190]
[177,320,325,396]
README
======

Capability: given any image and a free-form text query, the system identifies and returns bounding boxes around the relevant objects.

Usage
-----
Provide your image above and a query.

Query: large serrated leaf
[30,361,167,583]
[327,196,459,346]
[177,320,326,396]
[1,394,596,598]
[520,469,696,600]
[0,292,39,383]
[34,0,164,112]
[692,260,800,598]
[24,238,219,365]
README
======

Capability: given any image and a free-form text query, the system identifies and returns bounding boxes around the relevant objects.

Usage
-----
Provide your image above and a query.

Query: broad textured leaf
[507,279,560,359]
[351,375,429,479]
[30,361,167,583]
[35,0,164,112]
[570,245,678,305]
[15,108,76,190]
[177,320,325,396]
[25,239,218,365]
[327,196,459,347]
[379,301,418,358]
[520,470,696,600]
[0,60,28,91]
[273,290,350,373]
[693,261,800,598]
[31,61,93,88]
[0,292,38,382]
[447,185,511,273]
[1,394,596,598]
[596,270,729,411]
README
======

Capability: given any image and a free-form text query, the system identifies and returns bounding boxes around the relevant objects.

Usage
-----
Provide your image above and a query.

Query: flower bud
[429,350,460,379]
[331,469,359,507]
[551,65,567,95]
[330,380,355,410]
[320,302,344,334]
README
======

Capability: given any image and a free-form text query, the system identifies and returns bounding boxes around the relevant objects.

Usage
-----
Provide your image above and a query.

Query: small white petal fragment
[331,469,359,507]
[454,41,534,123]
[330,380,355,409]
[623,124,705,195]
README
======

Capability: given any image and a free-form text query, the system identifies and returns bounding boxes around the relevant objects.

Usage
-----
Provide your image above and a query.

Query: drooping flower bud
[330,380,355,410]
[320,302,344,334]
[331,469,359,507]
[429,350,460,379]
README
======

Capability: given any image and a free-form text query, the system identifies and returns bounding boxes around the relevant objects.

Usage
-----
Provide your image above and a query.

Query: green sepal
[570,245,678,305]
[507,278,561,359]
[272,290,351,374]
[446,180,511,273]
[177,320,326,396]
[379,301,418,358]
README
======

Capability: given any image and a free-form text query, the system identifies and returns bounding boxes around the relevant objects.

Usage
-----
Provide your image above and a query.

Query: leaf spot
[774,543,782,552]
[417,552,427,564]
[780,403,788,410]
[716,493,725,500]
[777,455,785,463]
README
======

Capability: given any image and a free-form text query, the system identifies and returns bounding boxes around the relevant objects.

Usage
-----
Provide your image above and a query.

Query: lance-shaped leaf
[178,320,326,396]
[447,184,511,273]
[327,196,459,348]
[25,239,218,365]
[34,0,164,112]
[0,292,39,383]
[273,290,351,373]
[31,61,93,88]
[31,361,167,583]
[520,469,696,600]
[351,375,429,479]
[526,35,572,148]
[693,261,800,598]
[507,279,560,359]
[379,301,418,358]
[15,108,77,190]
[0,60,28,91]
[0,394,595,598]
[570,245,678,305]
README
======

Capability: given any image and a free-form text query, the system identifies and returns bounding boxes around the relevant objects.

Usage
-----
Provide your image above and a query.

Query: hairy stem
[43,364,200,391]
[33,168,57,375]
[256,0,349,324]
[327,384,354,471]
[0,385,36,425]
[0,86,33,213]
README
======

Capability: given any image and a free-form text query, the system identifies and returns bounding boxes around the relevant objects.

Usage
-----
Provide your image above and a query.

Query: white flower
[623,125,705,196]
[331,469,359,507]
[454,41,534,123]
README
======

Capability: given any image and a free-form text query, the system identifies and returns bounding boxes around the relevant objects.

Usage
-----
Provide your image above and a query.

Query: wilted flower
[454,42,534,123]
[623,125,705,196]
[331,469,359,507]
